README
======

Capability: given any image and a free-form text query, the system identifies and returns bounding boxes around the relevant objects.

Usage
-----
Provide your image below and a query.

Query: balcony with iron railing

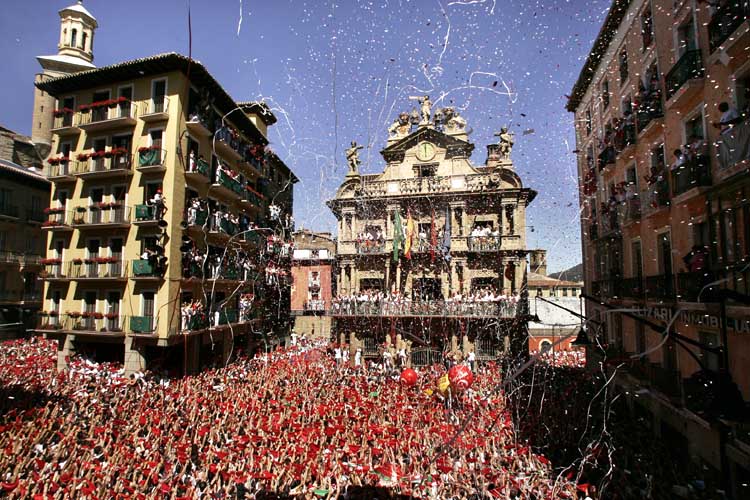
[136,147,167,172]
[141,96,170,122]
[185,156,211,184]
[635,95,664,136]
[133,204,158,225]
[708,0,750,52]
[71,153,132,178]
[671,157,712,198]
[211,169,244,200]
[77,99,138,132]
[44,161,75,181]
[51,110,78,133]
[643,273,676,301]
[356,240,387,254]
[619,276,645,300]
[588,223,599,241]
[467,234,502,252]
[332,299,519,318]
[129,315,155,334]
[0,251,42,267]
[70,205,131,228]
[41,209,73,231]
[623,196,641,224]
[67,259,128,280]
[60,314,125,334]
[303,300,327,312]
[214,127,245,163]
[0,204,19,219]
[358,171,510,198]
[131,259,164,280]
[641,178,671,216]
[665,50,705,107]
[626,361,683,402]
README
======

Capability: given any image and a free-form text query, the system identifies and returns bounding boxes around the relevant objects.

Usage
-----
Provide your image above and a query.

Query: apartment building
[290,229,336,340]
[35,41,297,372]
[0,127,49,337]
[568,0,750,494]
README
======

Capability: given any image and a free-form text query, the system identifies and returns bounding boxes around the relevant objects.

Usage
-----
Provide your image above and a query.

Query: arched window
[82,32,87,51]
[71,29,77,48]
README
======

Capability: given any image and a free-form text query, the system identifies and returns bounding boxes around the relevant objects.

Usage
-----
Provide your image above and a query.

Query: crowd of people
[528,349,585,368]
[331,289,520,318]
[0,337,586,499]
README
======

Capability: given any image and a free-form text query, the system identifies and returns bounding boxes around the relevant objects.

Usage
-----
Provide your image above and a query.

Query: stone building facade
[328,101,535,364]
[0,127,49,338]
[568,0,750,494]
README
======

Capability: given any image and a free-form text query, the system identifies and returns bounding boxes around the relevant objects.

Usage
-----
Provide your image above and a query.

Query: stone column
[124,335,147,375]
[385,259,391,291]
[395,261,402,293]
[57,334,74,372]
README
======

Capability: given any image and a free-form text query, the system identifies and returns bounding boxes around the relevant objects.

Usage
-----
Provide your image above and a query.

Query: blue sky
[0,0,610,273]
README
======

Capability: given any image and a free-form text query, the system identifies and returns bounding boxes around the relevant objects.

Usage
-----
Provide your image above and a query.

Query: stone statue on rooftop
[443,107,467,133]
[388,112,411,138]
[345,141,364,174]
[409,95,432,125]
[495,127,515,159]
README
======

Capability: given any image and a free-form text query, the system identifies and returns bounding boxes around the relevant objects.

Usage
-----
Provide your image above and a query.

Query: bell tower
[32,1,98,157]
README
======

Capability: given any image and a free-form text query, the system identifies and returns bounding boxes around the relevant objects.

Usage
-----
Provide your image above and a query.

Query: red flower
[78,104,90,112]
[77,153,90,161]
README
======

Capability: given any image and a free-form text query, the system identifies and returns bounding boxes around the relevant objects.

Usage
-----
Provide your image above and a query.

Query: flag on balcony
[430,209,437,263]
[441,206,451,262]
[404,210,415,259]
[392,211,404,262]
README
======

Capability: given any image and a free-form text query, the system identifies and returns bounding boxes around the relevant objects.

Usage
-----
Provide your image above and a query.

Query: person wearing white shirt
[354,348,362,367]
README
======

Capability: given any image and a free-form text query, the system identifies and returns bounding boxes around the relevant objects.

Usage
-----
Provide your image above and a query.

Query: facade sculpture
[345,141,364,174]
[495,127,515,159]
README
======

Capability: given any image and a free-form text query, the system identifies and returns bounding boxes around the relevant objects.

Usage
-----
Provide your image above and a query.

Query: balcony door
[676,17,697,56]
[112,135,132,170]
[91,90,109,122]
[142,292,155,331]
[109,238,123,277]
[112,186,127,223]
[84,291,97,330]
[152,79,167,114]
[86,239,100,277]
[106,291,120,331]
[117,87,133,118]
[89,187,104,223]
[50,291,61,326]
[91,138,107,172]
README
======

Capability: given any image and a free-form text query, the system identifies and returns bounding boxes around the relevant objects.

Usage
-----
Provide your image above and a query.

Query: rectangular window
[619,48,629,84]
[635,322,646,356]
[585,109,592,136]
[142,292,155,318]
[641,8,654,49]
[151,79,167,114]
[657,232,673,276]
[632,240,643,278]
[676,17,697,55]
[601,80,610,109]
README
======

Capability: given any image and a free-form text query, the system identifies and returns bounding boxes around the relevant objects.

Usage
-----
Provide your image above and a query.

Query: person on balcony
[188,150,197,173]
[713,101,741,135]
[150,189,166,221]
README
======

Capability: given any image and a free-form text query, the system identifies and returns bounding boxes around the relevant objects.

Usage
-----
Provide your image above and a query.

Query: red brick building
[290,230,335,339]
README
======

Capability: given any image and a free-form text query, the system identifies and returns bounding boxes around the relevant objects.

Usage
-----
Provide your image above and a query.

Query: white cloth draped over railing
[716,120,750,171]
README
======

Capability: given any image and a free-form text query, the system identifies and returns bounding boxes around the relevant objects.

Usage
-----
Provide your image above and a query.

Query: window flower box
[40,258,62,265]
[80,312,91,319]
[52,108,74,118]
[84,258,97,264]
[72,258,83,265]
[92,312,104,319]
[48,311,59,317]
[104,312,118,320]
[43,207,64,214]
[42,220,62,227]
[48,156,70,166]
[78,104,90,113]
[67,311,81,318]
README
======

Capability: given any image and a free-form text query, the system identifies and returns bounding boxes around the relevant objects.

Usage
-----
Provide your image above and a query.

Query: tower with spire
[31,1,98,156]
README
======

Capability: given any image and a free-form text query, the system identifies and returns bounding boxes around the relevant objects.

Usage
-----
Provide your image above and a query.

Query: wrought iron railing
[708,1,750,52]
[331,300,519,318]
[665,50,704,100]
[671,157,711,196]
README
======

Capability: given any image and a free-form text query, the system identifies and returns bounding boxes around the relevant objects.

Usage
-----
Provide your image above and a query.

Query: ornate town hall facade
[328,101,535,363]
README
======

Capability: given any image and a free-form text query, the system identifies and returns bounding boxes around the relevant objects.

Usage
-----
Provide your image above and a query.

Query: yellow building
[568,0,750,493]
[328,101,534,363]
[35,49,297,374]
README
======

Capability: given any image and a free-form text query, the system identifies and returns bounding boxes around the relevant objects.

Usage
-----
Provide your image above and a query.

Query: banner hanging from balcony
[404,209,414,259]
[441,206,451,262]
[392,211,404,262]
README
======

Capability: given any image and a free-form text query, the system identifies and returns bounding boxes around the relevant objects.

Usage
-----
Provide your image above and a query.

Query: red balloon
[399,368,418,386]
[448,364,473,390]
